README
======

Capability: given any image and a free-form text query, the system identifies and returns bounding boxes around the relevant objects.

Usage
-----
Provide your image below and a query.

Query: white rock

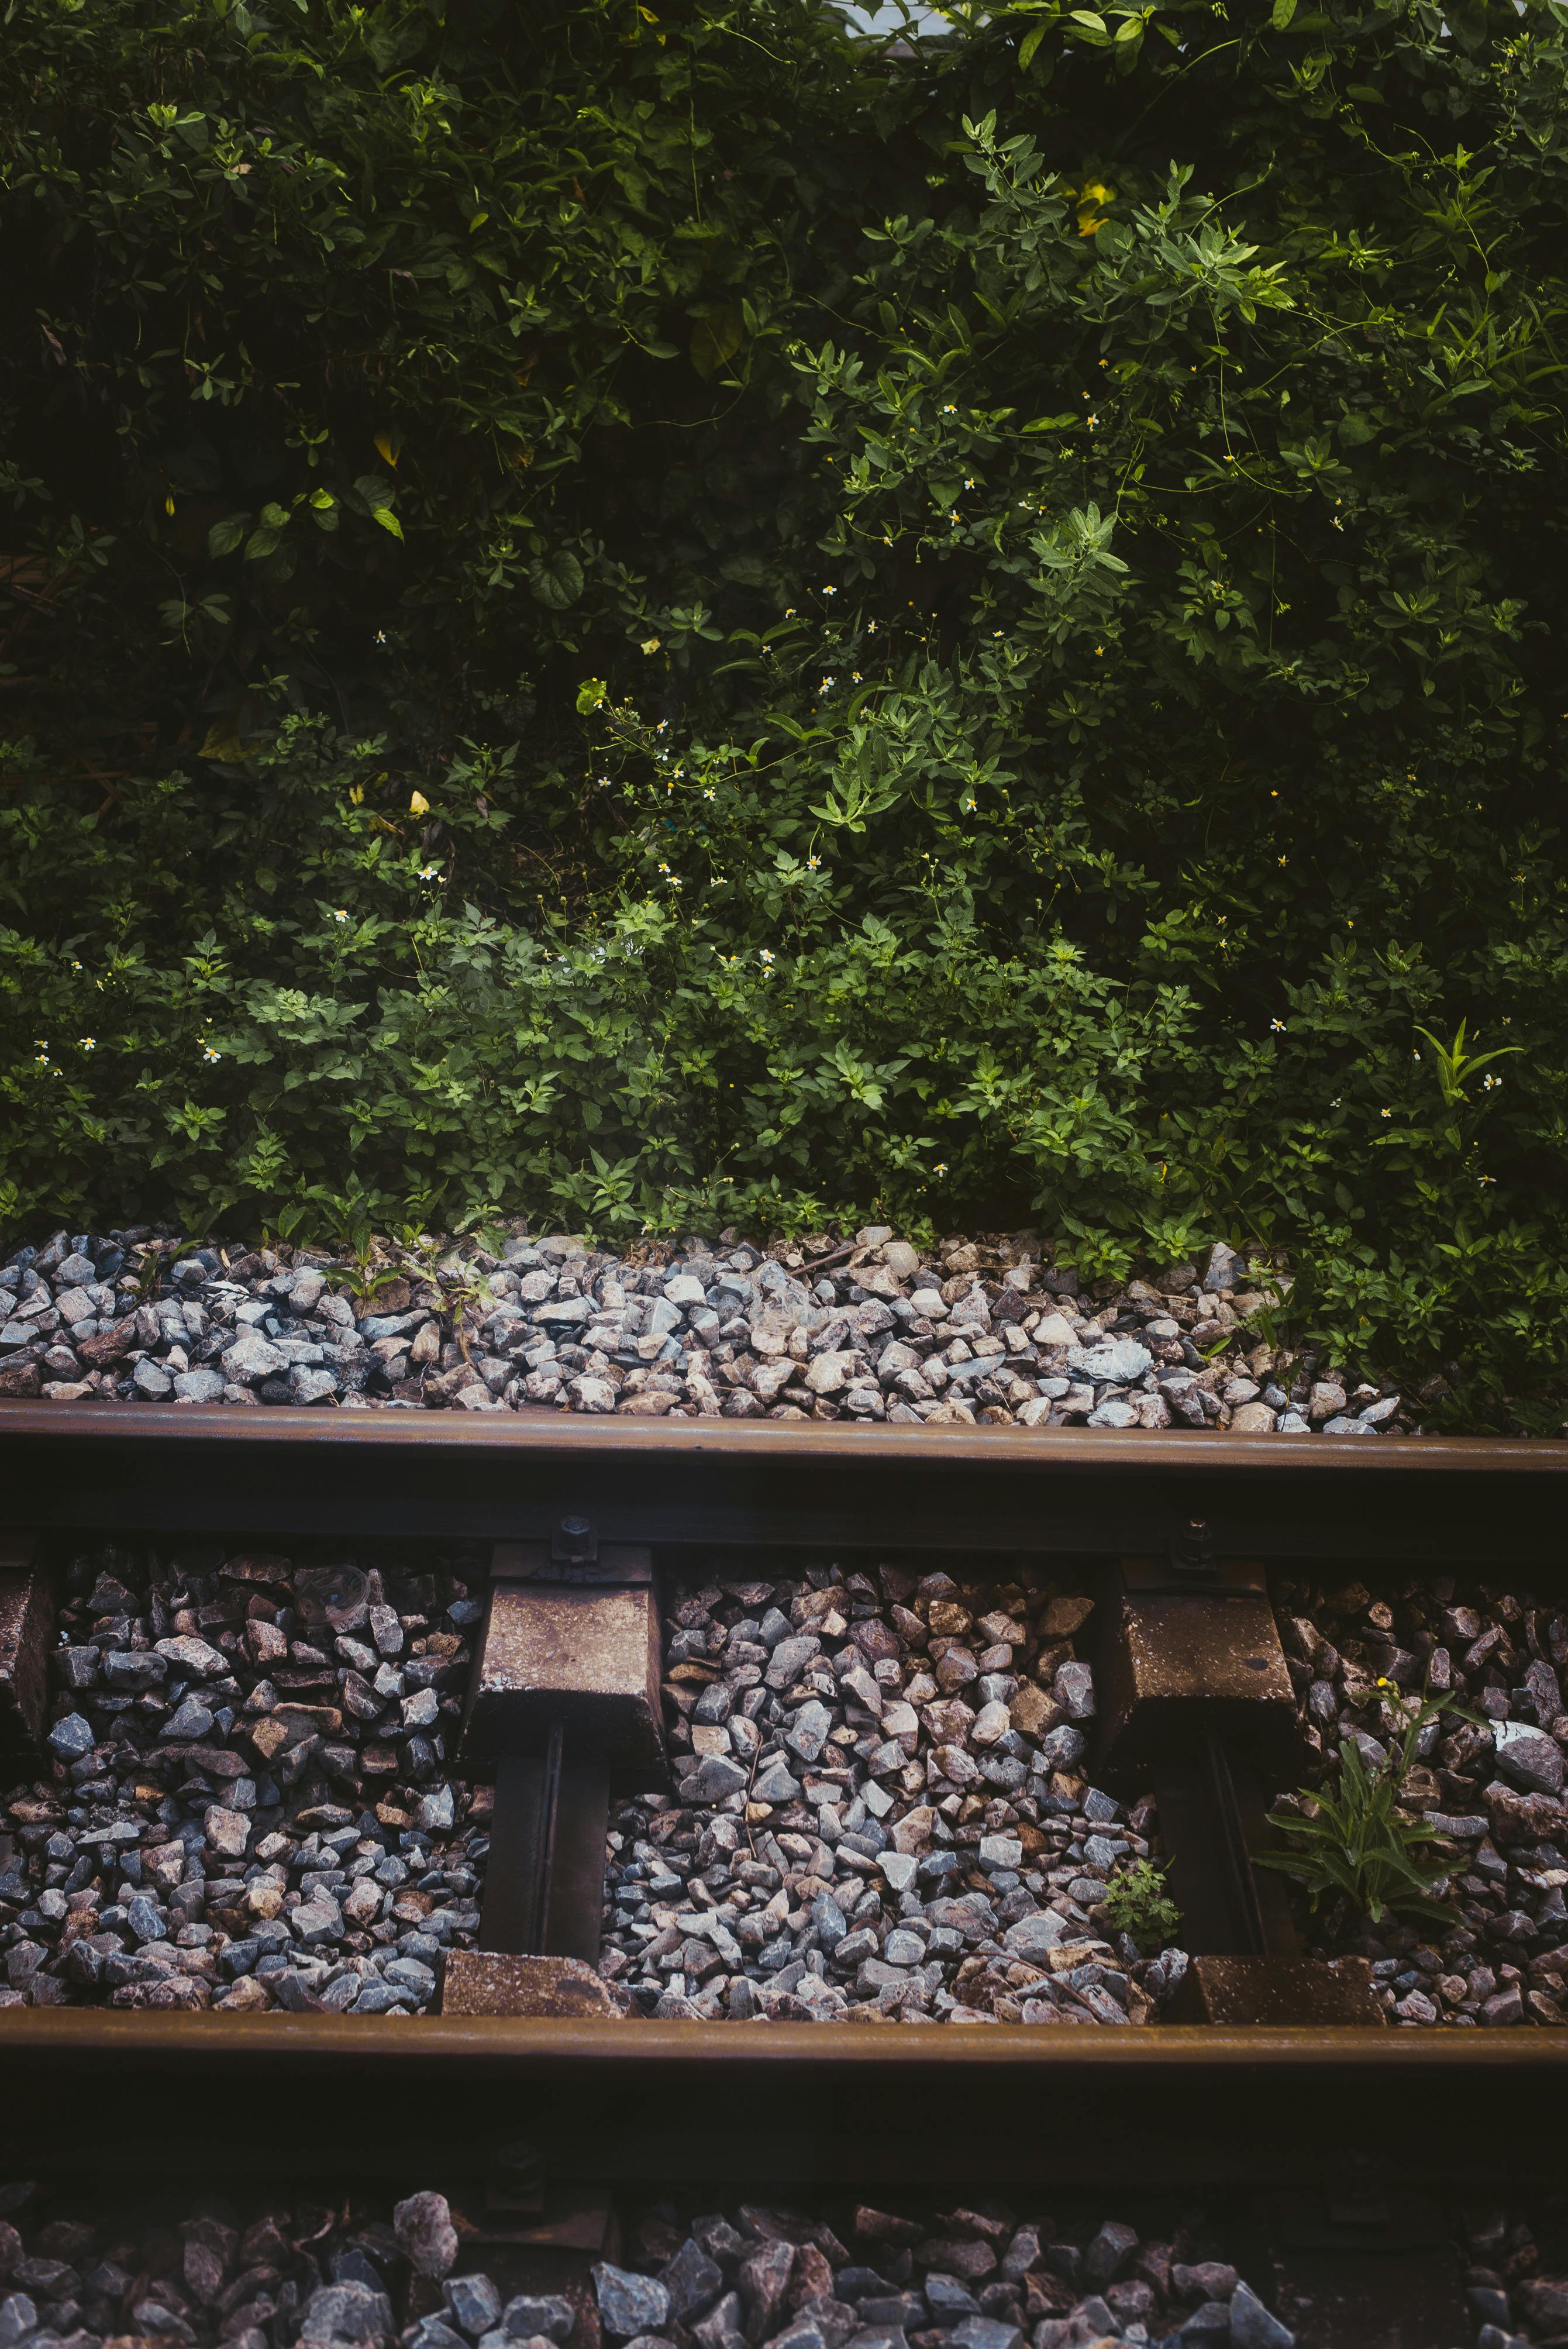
[204,1804,250,1858]
[876,1850,918,1893]
[1032,1313,1076,1348]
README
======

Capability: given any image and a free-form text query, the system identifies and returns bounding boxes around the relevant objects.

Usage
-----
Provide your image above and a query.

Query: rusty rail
[1,1403,1564,1561]
[3,2009,1566,2189]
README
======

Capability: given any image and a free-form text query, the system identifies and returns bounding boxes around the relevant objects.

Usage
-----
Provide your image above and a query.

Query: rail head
[1,1397,1564,1472]
[1,1401,1563,1563]
[5,2006,1567,2065]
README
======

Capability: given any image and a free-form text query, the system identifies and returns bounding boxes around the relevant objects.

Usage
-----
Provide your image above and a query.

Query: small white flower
[1380,1107,1393,1118]
[1270,1019,1286,1032]
[933,1161,948,1175]
[418,864,439,880]
[204,1048,222,1063]
[1483,1074,1502,1090]
[807,856,821,870]
[79,1037,96,1050]
[703,787,716,801]
[822,585,837,595]
[1331,1097,1342,1108]
[332,908,349,924]
[759,948,775,965]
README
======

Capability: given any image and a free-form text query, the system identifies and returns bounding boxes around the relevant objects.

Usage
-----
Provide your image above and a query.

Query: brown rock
[77,1320,137,1369]
[1009,1682,1061,1740]
[0,1361,42,1399]
[1038,1595,1095,1640]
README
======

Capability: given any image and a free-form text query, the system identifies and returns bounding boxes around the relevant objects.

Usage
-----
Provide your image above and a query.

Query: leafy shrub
[1259,1683,1483,1931]
[4,0,1568,1424]
[1102,1859,1182,1956]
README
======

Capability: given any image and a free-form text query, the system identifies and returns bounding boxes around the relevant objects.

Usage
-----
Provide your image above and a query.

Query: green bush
[4,0,1567,1425]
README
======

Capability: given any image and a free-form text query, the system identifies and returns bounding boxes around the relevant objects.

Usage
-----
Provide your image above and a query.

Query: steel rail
[1,2010,1564,2188]
[2,1404,1564,1563]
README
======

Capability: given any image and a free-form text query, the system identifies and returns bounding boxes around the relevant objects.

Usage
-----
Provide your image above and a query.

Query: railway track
[3,1406,1567,2346]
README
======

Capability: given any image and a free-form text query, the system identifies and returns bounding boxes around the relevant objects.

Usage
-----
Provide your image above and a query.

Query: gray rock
[923,2278,979,2324]
[104,1647,167,1690]
[766,1634,822,1688]
[1053,1662,1096,1721]
[593,2265,670,2340]
[660,2243,723,2325]
[0,2297,37,2347]
[1227,2282,1295,2348]
[173,1368,226,1403]
[1082,2223,1138,2286]
[534,1297,591,1327]
[395,2193,458,2281]
[445,2281,503,2339]
[301,2284,395,2344]
[46,1713,94,1761]
[501,2300,574,2345]
[946,2323,1019,2349]
[220,1327,287,1384]
[1002,1911,1070,1958]
[686,1755,748,1803]
[1066,1338,1152,1386]
[1493,1718,1564,1796]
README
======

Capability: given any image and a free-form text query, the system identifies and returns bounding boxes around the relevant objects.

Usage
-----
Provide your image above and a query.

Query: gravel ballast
[1275,1575,1568,2028]
[0,1541,1184,2025]
[0,1537,488,2013]
[607,1564,1182,2024]
[0,1227,1415,1435]
[0,2181,1322,2349]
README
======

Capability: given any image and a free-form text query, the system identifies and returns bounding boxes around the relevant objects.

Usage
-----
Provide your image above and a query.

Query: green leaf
[1270,0,1297,26]
[690,306,745,380]
[528,549,585,609]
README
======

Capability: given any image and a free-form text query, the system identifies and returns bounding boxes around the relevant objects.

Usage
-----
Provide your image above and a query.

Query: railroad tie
[1094,1519,1382,2027]
[440,1515,666,2017]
